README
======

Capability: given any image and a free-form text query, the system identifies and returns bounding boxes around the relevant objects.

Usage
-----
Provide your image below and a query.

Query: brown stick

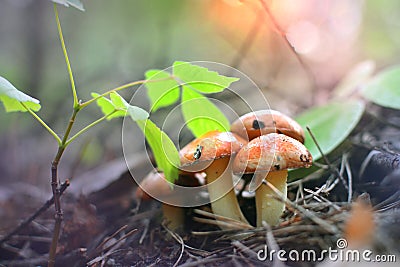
[0,180,70,245]
[48,109,78,267]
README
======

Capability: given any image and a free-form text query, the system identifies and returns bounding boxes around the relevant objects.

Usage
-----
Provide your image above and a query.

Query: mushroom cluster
[230,110,312,226]
[135,109,312,231]
[180,130,249,226]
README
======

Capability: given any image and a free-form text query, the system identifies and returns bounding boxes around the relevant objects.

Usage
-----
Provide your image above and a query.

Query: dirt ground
[1,105,399,267]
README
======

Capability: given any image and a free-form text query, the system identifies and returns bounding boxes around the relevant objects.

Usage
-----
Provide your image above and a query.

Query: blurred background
[1,0,400,196]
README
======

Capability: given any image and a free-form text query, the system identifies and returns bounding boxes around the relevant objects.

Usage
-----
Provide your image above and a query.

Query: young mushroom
[233,133,312,226]
[135,170,185,231]
[180,130,250,227]
[231,110,305,143]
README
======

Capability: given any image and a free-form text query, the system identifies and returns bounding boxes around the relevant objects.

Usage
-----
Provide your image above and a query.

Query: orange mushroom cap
[232,133,312,175]
[179,130,248,171]
[230,110,305,143]
[136,171,201,201]
[135,171,173,201]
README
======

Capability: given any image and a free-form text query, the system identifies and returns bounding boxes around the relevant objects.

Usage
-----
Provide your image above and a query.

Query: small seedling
[0,3,238,265]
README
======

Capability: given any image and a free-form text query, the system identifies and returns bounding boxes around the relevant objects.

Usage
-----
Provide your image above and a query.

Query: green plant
[144,61,238,137]
[2,1,400,265]
[0,2,238,265]
[291,62,400,181]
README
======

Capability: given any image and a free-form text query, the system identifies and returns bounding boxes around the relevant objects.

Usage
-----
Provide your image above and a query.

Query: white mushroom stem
[162,204,184,231]
[255,170,288,227]
[205,157,249,227]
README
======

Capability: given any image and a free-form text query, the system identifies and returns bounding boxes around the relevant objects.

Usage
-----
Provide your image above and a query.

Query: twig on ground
[263,222,285,267]
[343,153,353,202]
[193,209,253,230]
[265,181,339,234]
[307,126,349,190]
[139,219,150,244]
[303,188,341,211]
[162,224,185,267]
[0,180,70,245]
[90,225,127,257]
[87,228,137,266]
[231,240,258,259]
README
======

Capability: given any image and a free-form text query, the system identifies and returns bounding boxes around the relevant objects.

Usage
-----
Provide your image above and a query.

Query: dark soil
[1,105,399,267]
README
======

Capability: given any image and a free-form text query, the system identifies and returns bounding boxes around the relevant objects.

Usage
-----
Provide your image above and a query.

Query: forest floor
[1,105,400,267]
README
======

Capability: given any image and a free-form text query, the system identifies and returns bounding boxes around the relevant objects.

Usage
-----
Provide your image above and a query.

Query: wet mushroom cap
[232,133,312,175]
[136,171,201,201]
[180,130,248,171]
[230,110,305,143]
[135,171,173,201]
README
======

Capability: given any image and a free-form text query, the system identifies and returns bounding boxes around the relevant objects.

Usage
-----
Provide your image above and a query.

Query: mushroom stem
[255,170,288,227]
[205,157,249,226]
[162,204,184,231]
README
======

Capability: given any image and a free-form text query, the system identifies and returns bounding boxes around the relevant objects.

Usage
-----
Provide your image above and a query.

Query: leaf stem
[54,4,79,108]
[65,110,117,146]
[80,76,174,109]
[20,102,62,145]
[61,109,78,146]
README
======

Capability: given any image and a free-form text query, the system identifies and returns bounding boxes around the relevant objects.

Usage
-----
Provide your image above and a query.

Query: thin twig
[193,209,253,229]
[358,150,380,179]
[259,0,317,104]
[230,9,264,69]
[303,188,341,211]
[366,109,400,131]
[162,225,185,267]
[193,217,251,231]
[178,257,226,267]
[374,191,400,211]
[91,225,128,257]
[265,181,338,233]
[307,126,349,190]
[101,228,137,254]
[0,180,70,245]
[231,240,258,259]
[343,154,353,202]
[139,219,150,244]
[262,222,285,267]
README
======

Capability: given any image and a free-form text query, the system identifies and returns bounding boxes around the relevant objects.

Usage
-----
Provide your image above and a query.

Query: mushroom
[231,110,305,143]
[180,130,249,226]
[233,133,312,226]
[135,170,186,231]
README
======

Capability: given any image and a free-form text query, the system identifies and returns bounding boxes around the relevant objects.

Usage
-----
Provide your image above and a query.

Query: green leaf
[110,92,129,109]
[135,119,179,183]
[91,92,126,120]
[126,106,149,121]
[0,76,41,112]
[181,87,230,137]
[295,100,365,160]
[362,66,400,109]
[92,92,149,121]
[173,61,239,93]
[51,0,85,11]
[333,60,375,98]
[145,70,180,112]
